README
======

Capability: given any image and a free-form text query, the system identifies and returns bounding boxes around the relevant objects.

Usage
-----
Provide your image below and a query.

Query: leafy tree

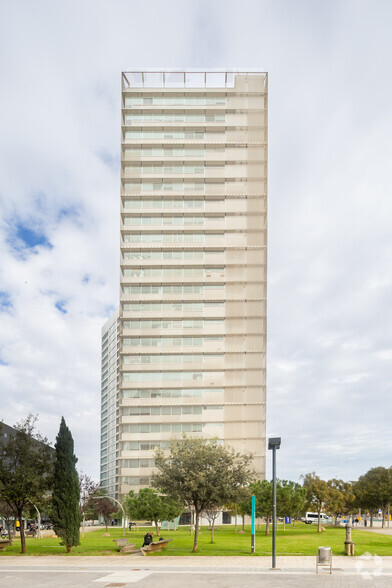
[353,467,392,527]
[243,479,306,533]
[0,415,53,553]
[204,506,220,542]
[152,436,254,551]
[277,480,306,528]
[0,499,15,543]
[226,486,252,533]
[237,487,253,531]
[78,472,99,537]
[88,489,117,532]
[243,480,273,535]
[51,418,81,552]
[125,487,182,536]
[327,479,355,523]
[302,472,329,532]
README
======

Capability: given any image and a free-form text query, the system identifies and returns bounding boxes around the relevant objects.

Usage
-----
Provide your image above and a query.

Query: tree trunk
[18,513,26,554]
[292,518,295,528]
[192,509,201,551]
[155,520,160,537]
[82,514,85,538]
[382,511,385,528]
[283,516,286,531]
[318,510,321,533]
[265,516,270,536]
[210,518,216,543]
[242,514,245,531]
[370,513,373,527]
[234,504,237,534]
[66,545,71,553]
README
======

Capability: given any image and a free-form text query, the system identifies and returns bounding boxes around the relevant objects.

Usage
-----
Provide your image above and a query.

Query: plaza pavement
[2,553,392,572]
[3,554,392,586]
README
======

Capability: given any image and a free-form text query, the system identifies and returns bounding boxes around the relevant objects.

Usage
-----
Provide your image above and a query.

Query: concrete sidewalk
[1,554,392,572]
[359,527,392,536]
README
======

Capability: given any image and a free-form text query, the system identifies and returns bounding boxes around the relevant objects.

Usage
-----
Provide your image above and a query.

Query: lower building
[100,309,120,498]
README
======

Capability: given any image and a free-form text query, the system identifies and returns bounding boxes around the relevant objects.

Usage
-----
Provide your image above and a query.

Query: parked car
[302,512,331,524]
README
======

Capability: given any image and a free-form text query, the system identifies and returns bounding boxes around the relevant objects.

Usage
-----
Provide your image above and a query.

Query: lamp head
[268,437,281,450]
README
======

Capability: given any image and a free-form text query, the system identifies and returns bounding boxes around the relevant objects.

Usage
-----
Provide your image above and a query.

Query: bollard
[344,521,355,555]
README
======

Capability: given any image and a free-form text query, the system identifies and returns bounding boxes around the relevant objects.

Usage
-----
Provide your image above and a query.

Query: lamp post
[92,495,126,536]
[32,504,41,539]
[268,437,281,570]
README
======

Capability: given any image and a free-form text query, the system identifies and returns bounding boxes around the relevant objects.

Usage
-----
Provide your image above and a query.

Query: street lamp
[92,495,126,537]
[268,437,281,570]
[32,504,41,539]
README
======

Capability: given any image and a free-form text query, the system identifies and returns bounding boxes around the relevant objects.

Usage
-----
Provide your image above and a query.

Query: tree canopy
[278,479,306,522]
[87,489,117,532]
[79,472,99,536]
[326,478,355,519]
[125,487,182,536]
[152,436,254,551]
[353,467,392,527]
[0,415,53,553]
[302,472,330,532]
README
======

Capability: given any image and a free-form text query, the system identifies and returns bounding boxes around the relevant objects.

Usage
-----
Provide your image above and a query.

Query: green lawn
[1,523,391,556]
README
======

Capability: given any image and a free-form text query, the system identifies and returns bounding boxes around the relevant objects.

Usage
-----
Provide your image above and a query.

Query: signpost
[251,495,256,553]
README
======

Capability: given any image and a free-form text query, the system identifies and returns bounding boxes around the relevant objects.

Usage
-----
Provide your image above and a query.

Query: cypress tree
[51,417,81,552]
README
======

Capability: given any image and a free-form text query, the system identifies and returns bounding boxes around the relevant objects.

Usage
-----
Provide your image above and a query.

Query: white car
[302,512,330,524]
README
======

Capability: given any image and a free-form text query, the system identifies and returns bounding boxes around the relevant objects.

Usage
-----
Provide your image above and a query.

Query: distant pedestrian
[364,518,367,527]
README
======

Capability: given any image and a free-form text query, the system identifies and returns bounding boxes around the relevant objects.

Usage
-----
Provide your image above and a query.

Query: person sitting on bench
[142,532,153,547]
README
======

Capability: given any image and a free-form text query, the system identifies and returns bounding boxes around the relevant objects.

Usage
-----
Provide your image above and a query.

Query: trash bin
[316,546,332,574]
[318,546,331,562]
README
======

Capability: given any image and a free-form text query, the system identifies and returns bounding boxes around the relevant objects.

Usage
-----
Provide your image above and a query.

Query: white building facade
[102,71,267,500]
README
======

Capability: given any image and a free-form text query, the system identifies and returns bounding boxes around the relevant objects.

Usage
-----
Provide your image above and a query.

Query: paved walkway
[1,554,392,570]
[359,527,392,536]
[3,555,392,586]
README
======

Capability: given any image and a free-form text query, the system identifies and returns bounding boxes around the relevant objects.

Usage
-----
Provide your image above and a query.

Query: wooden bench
[140,538,172,555]
[113,538,137,553]
[113,538,132,549]
[0,540,12,551]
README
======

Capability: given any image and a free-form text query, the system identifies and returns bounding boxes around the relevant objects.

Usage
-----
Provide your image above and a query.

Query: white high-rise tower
[101,71,267,500]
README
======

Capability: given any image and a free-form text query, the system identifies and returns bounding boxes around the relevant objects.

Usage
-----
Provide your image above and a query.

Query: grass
[1,523,391,556]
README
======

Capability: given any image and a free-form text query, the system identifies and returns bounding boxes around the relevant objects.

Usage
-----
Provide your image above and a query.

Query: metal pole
[272,447,277,569]
[251,495,256,553]
[32,505,41,539]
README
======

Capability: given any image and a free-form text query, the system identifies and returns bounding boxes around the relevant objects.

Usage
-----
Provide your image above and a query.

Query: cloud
[1,0,392,484]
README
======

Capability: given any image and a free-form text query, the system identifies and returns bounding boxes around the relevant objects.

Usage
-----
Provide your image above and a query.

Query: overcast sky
[0,0,391,484]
